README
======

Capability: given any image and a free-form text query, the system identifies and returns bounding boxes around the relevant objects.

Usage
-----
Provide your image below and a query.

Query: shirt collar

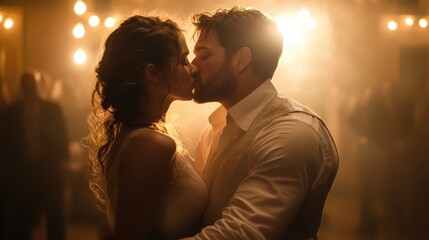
[228,80,278,131]
[208,104,228,129]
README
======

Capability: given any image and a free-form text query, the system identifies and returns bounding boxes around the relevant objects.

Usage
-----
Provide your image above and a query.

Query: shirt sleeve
[193,118,324,240]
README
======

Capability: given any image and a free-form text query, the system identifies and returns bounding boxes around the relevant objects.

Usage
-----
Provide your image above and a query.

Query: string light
[385,15,429,30]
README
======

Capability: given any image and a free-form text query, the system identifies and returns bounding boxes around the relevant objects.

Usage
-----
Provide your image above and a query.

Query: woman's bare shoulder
[120,129,176,182]
[131,129,176,151]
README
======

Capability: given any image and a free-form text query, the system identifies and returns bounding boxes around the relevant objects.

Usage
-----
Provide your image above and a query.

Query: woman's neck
[133,98,173,126]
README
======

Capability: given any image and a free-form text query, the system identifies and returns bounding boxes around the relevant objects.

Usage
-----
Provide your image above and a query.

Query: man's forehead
[194,30,220,49]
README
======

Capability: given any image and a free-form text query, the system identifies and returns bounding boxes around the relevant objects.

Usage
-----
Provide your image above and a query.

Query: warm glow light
[276,15,304,46]
[74,48,87,64]
[88,15,100,27]
[405,17,414,26]
[0,14,3,23]
[3,18,13,29]
[74,1,87,15]
[419,18,428,28]
[387,20,398,31]
[298,8,311,22]
[72,23,85,39]
[104,17,116,28]
[308,18,317,29]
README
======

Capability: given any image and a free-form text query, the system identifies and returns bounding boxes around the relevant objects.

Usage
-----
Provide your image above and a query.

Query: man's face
[191,31,235,103]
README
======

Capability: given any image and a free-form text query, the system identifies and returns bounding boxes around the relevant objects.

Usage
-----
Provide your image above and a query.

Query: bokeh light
[72,23,85,39]
[74,1,87,15]
[419,18,428,28]
[104,17,116,28]
[88,15,100,27]
[405,17,414,26]
[3,18,13,29]
[387,20,398,31]
[73,48,87,64]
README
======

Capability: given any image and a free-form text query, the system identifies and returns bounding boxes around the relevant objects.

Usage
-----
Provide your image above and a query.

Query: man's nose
[191,57,198,67]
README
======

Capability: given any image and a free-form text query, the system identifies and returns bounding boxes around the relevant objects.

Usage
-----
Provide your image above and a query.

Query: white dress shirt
[191,80,339,240]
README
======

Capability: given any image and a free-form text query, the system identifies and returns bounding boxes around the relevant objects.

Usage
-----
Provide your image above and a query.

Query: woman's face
[167,35,196,101]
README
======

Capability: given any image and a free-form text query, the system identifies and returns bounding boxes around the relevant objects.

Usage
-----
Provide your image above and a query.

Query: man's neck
[221,78,266,109]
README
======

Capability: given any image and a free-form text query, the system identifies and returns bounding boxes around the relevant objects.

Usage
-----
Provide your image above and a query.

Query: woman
[87,15,208,239]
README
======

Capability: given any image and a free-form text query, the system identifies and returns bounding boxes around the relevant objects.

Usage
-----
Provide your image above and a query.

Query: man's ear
[233,47,251,73]
[144,64,161,84]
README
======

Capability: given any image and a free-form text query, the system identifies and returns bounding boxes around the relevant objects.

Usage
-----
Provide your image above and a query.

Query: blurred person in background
[348,77,423,237]
[348,80,397,236]
[186,7,339,240]
[409,91,429,236]
[87,15,208,239]
[0,70,69,240]
[400,77,429,237]
[0,77,10,239]
[0,77,9,111]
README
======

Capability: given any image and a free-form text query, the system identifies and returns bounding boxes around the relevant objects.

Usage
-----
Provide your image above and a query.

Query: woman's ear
[233,47,251,73]
[144,64,161,84]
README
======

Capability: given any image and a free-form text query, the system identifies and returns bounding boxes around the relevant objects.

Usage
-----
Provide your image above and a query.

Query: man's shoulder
[257,97,326,143]
[262,95,322,128]
[274,94,319,116]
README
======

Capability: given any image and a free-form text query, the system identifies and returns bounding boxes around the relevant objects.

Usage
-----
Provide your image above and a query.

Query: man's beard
[193,63,236,104]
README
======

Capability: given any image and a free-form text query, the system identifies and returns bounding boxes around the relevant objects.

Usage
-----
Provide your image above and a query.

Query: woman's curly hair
[86,15,184,212]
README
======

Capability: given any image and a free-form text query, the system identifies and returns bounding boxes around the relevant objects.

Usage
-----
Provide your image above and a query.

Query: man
[188,7,339,240]
[0,71,69,240]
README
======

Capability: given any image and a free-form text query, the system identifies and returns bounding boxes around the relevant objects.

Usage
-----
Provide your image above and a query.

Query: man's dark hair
[192,6,283,80]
